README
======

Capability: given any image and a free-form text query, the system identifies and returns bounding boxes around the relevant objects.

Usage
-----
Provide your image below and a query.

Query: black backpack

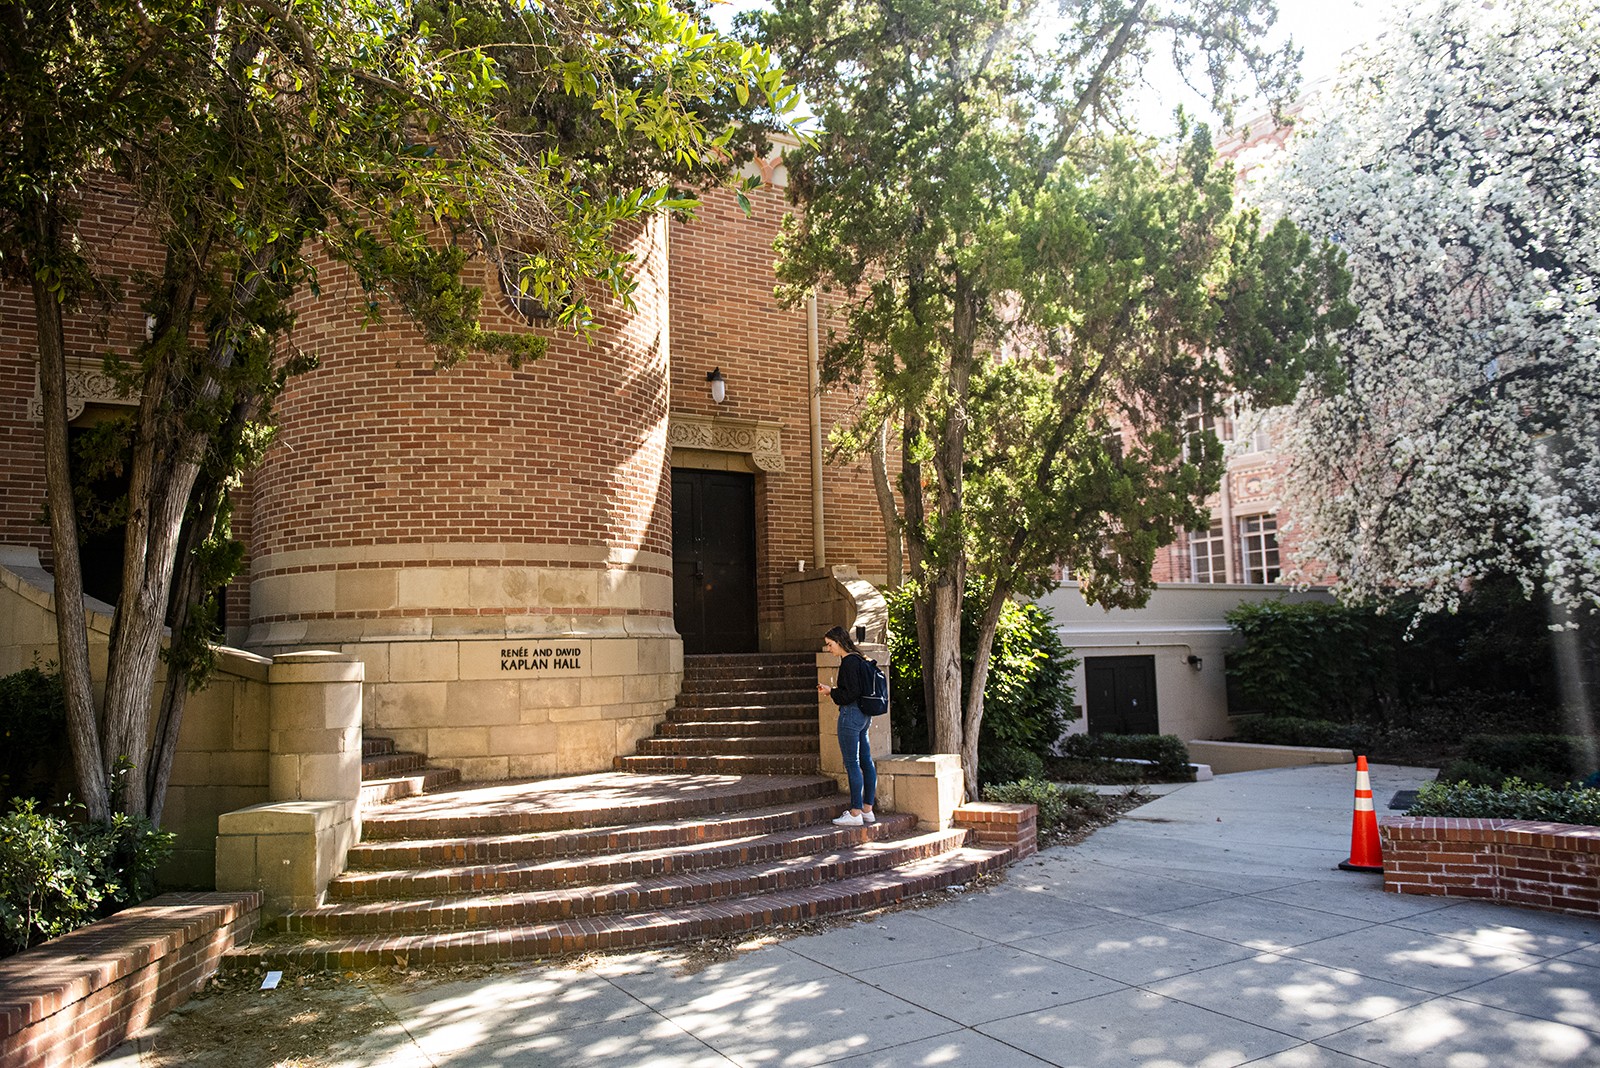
[858,658,889,716]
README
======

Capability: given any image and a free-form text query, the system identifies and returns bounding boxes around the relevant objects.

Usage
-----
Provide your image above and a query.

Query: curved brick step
[658,718,816,738]
[362,751,426,779]
[663,703,816,724]
[359,767,464,808]
[613,754,821,775]
[359,773,837,841]
[635,735,816,757]
[328,813,918,901]
[284,826,963,934]
[675,688,816,710]
[226,845,1011,971]
[345,797,852,869]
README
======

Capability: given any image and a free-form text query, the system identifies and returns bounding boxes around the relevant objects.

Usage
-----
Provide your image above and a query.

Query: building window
[1189,521,1227,583]
[1183,398,1233,463]
[1239,514,1280,584]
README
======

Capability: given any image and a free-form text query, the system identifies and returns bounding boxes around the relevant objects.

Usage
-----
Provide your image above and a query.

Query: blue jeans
[836,703,877,810]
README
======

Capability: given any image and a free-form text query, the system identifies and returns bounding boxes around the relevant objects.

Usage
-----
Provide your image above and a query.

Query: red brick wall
[668,181,890,641]
[0,179,163,566]
[0,892,260,1068]
[1380,816,1600,916]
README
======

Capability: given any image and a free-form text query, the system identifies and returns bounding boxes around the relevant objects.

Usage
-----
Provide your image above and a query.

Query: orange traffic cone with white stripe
[1338,755,1384,873]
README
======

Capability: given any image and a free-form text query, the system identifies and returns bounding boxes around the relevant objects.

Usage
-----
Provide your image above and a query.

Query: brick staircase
[224,653,1015,970]
[359,735,460,806]
[614,653,821,775]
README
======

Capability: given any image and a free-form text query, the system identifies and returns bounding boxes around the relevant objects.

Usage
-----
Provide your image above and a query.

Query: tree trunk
[961,580,1011,800]
[30,255,111,822]
[899,408,939,731]
[870,417,902,588]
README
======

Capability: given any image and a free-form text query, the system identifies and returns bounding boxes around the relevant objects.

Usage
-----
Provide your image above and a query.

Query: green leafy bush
[979,746,1046,787]
[1408,778,1600,826]
[1225,601,1399,719]
[982,777,1123,830]
[1461,734,1588,779]
[1059,733,1191,779]
[1045,756,1146,785]
[0,668,68,802]
[886,584,1077,761]
[1227,716,1372,751]
[0,799,175,956]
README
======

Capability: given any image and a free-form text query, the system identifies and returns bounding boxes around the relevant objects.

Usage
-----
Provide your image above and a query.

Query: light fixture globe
[707,367,726,404]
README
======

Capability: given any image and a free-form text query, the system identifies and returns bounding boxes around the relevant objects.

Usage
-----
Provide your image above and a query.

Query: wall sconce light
[1186,654,1203,671]
[707,367,726,404]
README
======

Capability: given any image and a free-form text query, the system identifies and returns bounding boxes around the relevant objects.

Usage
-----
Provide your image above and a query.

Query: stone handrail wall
[779,565,888,651]
[1380,816,1600,916]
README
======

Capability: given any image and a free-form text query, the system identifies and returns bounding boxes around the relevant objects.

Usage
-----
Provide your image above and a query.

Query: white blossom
[1261,0,1600,617]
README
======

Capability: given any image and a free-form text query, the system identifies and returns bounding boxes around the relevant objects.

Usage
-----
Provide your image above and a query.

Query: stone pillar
[267,651,363,802]
[874,754,966,829]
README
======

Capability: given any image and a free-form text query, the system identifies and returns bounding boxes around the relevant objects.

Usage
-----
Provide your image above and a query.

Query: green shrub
[1044,756,1147,785]
[0,668,68,802]
[1408,778,1600,825]
[983,777,1071,830]
[0,799,175,956]
[1227,716,1372,751]
[1225,601,1399,720]
[979,746,1046,787]
[1059,733,1191,779]
[1461,734,1588,779]
[1432,759,1512,788]
[887,583,1077,760]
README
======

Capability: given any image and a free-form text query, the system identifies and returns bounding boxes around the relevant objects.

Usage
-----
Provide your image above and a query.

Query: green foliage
[979,747,1046,788]
[1408,778,1600,826]
[1224,601,1400,720]
[1451,735,1593,787]
[886,584,1076,756]
[1059,733,1192,780]
[981,779,1122,834]
[0,669,67,802]
[0,799,174,957]
[1045,757,1148,785]
[2,0,802,820]
[1226,716,1373,751]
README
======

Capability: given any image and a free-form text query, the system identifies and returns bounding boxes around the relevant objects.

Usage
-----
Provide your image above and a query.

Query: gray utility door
[671,469,758,654]
[1084,655,1159,735]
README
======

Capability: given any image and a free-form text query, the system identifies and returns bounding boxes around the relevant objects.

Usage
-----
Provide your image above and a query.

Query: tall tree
[752,0,1351,796]
[0,0,796,822]
[1264,0,1600,622]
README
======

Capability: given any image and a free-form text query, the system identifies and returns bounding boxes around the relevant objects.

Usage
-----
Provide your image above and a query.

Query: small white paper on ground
[261,971,283,990]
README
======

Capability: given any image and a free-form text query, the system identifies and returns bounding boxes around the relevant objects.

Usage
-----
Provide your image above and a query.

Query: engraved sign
[500,645,583,672]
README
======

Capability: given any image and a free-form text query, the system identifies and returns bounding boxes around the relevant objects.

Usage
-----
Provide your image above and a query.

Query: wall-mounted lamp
[707,367,726,404]
[1186,654,1203,671]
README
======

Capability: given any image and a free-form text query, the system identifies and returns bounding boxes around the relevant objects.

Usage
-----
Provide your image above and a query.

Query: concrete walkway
[127,763,1600,1066]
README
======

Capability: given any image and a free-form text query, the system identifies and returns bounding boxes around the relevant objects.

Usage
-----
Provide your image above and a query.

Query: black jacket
[828,653,877,708]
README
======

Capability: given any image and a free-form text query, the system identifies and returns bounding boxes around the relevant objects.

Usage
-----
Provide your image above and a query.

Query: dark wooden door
[672,469,757,654]
[1084,655,1159,735]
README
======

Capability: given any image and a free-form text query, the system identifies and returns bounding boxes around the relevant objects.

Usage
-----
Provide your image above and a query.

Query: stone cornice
[667,413,786,472]
[30,356,138,421]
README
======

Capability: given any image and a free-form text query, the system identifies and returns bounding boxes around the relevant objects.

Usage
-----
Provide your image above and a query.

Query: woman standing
[817,625,877,827]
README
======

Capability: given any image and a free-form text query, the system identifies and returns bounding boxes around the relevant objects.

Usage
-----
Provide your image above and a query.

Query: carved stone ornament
[668,413,786,472]
[29,356,138,422]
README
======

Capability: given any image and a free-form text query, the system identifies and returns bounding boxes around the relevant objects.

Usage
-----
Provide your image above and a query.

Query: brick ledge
[0,891,260,1068]
[1380,816,1600,916]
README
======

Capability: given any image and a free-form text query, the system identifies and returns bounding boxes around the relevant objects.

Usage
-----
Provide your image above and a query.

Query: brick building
[0,157,892,790]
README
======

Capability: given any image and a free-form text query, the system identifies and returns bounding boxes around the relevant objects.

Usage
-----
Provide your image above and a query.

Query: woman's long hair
[824,625,861,656]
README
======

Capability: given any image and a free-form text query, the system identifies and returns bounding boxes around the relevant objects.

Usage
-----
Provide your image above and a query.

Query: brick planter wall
[953,802,1038,860]
[1379,816,1600,916]
[0,892,260,1068]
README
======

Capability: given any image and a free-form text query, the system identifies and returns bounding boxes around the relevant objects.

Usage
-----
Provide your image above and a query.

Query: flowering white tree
[1265,0,1600,618]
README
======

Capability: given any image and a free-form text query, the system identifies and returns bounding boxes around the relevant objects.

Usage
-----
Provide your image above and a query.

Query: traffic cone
[1338,755,1384,873]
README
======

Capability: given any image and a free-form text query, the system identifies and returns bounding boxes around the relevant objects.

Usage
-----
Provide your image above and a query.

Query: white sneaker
[833,811,865,827]
[862,811,877,824]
